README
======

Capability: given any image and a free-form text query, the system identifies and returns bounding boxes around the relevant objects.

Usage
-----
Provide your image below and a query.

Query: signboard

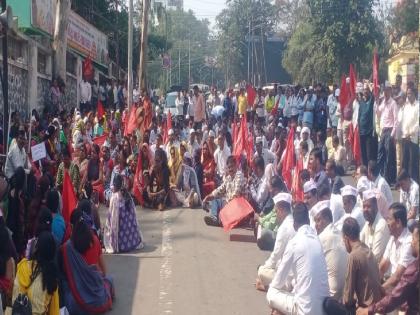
[31,142,47,162]
[67,11,109,65]
[31,0,55,35]
[30,0,108,65]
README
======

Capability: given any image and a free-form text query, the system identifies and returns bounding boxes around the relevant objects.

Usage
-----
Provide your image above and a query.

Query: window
[66,52,77,75]
[38,51,47,74]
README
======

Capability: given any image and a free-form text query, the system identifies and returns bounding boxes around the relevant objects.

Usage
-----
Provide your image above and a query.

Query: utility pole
[138,0,150,90]
[178,48,181,84]
[247,21,250,83]
[115,0,119,77]
[188,38,191,86]
[52,0,70,82]
[127,0,133,109]
[1,0,8,153]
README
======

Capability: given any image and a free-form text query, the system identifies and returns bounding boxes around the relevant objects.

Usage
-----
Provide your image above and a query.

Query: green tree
[388,0,419,39]
[215,0,277,85]
[282,0,385,84]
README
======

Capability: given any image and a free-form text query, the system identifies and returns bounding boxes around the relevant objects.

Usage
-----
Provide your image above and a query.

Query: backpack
[11,293,32,315]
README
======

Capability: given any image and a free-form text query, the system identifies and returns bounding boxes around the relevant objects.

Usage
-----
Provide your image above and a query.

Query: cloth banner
[219,197,254,232]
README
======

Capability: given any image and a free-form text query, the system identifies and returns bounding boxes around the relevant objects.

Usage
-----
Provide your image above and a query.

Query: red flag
[62,170,77,224]
[373,48,379,98]
[133,152,144,205]
[82,56,94,81]
[352,124,362,167]
[281,127,295,191]
[97,100,105,118]
[349,64,357,99]
[246,85,256,108]
[219,197,254,231]
[339,75,349,113]
[124,105,137,136]
[292,158,304,203]
[93,133,108,147]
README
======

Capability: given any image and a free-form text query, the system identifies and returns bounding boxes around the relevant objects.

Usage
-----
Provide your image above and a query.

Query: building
[0,0,114,117]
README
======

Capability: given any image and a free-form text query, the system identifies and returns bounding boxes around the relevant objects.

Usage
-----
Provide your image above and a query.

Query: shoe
[204,215,221,227]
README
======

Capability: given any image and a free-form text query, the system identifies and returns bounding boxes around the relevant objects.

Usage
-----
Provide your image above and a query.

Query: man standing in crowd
[4,130,32,179]
[376,82,398,185]
[80,76,92,114]
[193,85,205,130]
[358,84,376,166]
[400,87,419,182]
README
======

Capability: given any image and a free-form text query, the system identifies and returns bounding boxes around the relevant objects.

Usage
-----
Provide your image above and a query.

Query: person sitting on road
[202,155,246,227]
[256,193,295,291]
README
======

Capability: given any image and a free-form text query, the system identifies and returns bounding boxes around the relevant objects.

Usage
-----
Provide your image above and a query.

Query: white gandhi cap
[273,192,292,205]
[340,185,358,197]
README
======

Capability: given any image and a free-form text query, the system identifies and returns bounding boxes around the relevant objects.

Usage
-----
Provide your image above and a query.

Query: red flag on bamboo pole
[282,127,295,191]
[292,158,304,203]
[167,111,172,131]
[372,48,379,98]
[339,75,349,113]
[233,115,247,160]
[97,100,105,118]
[349,64,357,99]
[62,170,77,224]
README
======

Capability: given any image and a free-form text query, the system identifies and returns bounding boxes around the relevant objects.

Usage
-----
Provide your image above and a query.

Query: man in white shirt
[312,203,348,301]
[249,157,270,211]
[267,203,330,315]
[254,136,276,167]
[80,76,92,114]
[360,189,391,263]
[368,160,393,205]
[213,133,231,179]
[397,169,419,220]
[256,193,295,291]
[400,87,419,182]
[379,202,415,292]
[4,130,31,179]
[335,185,365,230]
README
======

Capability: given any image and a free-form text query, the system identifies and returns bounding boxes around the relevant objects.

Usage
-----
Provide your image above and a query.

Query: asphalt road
[100,176,399,315]
[101,206,269,315]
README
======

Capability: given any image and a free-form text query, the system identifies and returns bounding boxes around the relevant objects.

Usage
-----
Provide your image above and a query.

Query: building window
[38,52,47,75]
[66,52,77,75]
[0,36,27,64]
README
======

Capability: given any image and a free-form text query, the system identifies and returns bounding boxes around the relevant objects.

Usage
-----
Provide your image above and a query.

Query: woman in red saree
[201,142,216,198]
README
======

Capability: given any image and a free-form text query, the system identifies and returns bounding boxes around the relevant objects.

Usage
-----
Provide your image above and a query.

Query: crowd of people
[0,72,418,315]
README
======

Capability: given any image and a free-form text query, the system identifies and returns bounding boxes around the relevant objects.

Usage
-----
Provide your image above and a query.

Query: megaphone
[0,6,13,30]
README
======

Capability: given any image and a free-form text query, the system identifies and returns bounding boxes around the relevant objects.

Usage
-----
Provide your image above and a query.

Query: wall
[0,62,29,116]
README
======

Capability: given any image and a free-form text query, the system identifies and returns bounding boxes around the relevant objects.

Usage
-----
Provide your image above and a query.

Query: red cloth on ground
[219,197,254,232]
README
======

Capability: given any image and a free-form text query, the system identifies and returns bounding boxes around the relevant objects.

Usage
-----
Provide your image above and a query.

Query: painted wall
[0,63,29,116]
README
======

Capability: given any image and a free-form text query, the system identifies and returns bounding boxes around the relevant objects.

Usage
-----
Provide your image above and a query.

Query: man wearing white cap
[315,183,345,225]
[312,203,348,301]
[254,136,276,167]
[335,185,365,230]
[376,81,398,184]
[294,126,313,157]
[303,180,318,226]
[367,160,393,205]
[256,193,295,291]
[267,203,329,315]
[360,189,391,263]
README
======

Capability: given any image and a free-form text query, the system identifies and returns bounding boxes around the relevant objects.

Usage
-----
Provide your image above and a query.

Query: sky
[183,0,226,27]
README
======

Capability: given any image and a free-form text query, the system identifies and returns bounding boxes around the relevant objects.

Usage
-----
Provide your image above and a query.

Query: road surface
[100,176,399,315]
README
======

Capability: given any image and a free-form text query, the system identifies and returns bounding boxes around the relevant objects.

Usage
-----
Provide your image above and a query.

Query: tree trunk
[138,0,150,91]
[52,0,71,82]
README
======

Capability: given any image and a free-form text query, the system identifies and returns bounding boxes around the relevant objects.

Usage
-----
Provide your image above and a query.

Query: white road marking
[158,211,173,314]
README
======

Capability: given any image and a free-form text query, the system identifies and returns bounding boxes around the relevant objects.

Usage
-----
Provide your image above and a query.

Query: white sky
[183,0,226,27]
